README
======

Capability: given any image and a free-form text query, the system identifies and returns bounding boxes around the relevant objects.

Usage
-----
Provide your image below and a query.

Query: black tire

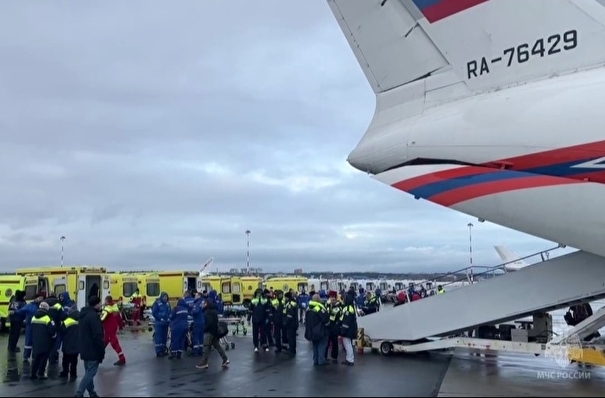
[230,342,235,349]
[380,341,393,356]
[225,345,230,351]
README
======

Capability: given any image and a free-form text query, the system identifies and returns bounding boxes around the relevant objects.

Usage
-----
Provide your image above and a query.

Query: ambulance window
[123,282,137,297]
[103,280,110,289]
[197,281,202,289]
[298,283,307,292]
[232,283,241,294]
[146,282,160,297]
[54,284,66,295]
[79,281,85,290]
[320,282,328,290]
[221,282,231,294]
[24,285,38,300]
[202,283,212,292]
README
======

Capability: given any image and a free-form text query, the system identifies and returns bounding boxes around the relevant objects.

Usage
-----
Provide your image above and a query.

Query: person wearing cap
[325,291,342,364]
[59,305,80,378]
[283,291,298,356]
[30,301,57,380]
[13,294,45,362]
[76,296,105,398]
[7,290,26,353]
[101,295,126,366]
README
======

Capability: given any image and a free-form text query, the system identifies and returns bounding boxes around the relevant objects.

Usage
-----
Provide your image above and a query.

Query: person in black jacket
[339,292,358,366]
[59,305,80,378]
[30,302,57,380]
[195,299,229,369]
[76,296,105,398]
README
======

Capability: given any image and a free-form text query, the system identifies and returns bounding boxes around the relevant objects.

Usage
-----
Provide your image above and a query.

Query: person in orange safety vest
[101,296,126,366]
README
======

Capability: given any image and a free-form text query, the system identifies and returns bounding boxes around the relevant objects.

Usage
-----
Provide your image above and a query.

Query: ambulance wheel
[380,342,393,356]
[231,342,235,349]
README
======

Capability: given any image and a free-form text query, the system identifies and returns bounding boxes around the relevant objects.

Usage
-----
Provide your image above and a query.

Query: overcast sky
[0,1,573,274]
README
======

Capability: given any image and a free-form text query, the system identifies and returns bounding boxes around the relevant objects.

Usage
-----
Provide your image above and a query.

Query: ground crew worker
[339,292,357,366]
[304,294,329,365]
[437,285,445,294]
[152,291,171,357]
[30,302,57,380]
[190,291,206,356]
[262,289,275,347]
[129,288,143,326]
[362,291,379,315]
[15,294,44,362]
[7,290,26,353]
[101,296,126,366]
[59,305,80,378]
[283,291,298,356]
[43,293,64,364]
[325,291,342,363]
[271,290,285,353]
[249,289,268,352]
[168,298,189,359]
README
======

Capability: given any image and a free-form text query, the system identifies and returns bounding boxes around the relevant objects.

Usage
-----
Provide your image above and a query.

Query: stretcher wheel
[230,342,235,349]
[232,330,236,336]
[380,342,393,356]
[243,330,247,336]
[225,344,230,351]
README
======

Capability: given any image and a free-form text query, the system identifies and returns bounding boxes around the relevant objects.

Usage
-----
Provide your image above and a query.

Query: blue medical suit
[17,301,40,360]
[53,292,74,358]
[356,289,366,307]
[191,297,205,355]
[169,299,189,358]
[151,292,171,356]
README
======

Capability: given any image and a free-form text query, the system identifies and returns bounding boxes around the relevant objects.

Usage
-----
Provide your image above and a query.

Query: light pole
[245,230,251,275]
[60,236,66,267]
[467,223,473,283]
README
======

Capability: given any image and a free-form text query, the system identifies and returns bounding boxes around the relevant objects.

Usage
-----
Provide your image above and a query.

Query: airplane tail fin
[327,0,605,101]
[494,245,528,271]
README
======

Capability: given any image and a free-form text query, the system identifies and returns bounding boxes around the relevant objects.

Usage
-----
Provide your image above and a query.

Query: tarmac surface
[0,329,451,397]
[438,349,605,397]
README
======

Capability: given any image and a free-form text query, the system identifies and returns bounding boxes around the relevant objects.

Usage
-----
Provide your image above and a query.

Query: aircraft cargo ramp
[359,250,605,342]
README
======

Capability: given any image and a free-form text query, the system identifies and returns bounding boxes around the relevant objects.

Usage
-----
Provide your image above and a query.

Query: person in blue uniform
[190,292,206,356]
[7,290,26,353]
[151,291,171,357]
[297,291,309,324]
[50,292,74,363]
[15,294,44,362]
[183,290,195,308]
[168,299,189,359]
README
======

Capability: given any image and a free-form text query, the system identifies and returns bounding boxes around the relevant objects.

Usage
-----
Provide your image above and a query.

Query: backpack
[217,321,229,338]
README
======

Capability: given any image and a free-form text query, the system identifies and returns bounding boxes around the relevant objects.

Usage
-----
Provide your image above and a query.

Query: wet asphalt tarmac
[0,329,451,397]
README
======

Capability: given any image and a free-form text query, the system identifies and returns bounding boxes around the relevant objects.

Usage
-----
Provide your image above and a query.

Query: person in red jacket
[101,296,126,366]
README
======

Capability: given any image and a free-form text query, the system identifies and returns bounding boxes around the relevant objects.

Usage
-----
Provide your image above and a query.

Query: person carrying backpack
[304,294,330,366]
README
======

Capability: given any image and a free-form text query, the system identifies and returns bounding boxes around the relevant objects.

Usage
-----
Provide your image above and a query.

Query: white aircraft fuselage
[327,0,605,259]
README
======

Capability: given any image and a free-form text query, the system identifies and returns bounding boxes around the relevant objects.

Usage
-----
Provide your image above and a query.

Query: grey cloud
[0,1,566,274]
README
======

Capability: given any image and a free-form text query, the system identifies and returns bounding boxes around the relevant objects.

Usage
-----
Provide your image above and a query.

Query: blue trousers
[23,325,32,360]
[76,360,99,397]
[154,323,169,355]
[192,324,204,355]
[169,325,187,355]
[312,335,329,365]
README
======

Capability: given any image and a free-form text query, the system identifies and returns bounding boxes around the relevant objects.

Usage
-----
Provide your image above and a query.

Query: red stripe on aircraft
[422,0,488,23]
[427,175,580,207]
